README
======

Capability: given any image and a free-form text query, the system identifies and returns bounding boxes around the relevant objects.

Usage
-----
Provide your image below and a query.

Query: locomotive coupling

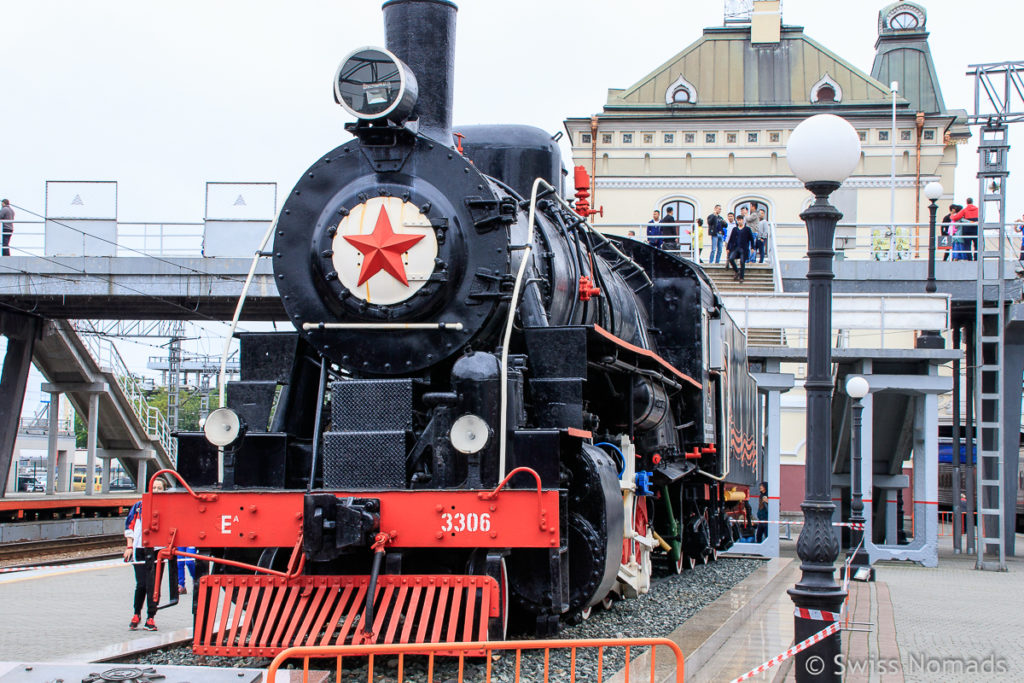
[303,494,381,562]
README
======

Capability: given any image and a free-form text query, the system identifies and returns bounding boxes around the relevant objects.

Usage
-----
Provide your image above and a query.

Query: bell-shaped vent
[665,74,697,105]
[810,73,842,104]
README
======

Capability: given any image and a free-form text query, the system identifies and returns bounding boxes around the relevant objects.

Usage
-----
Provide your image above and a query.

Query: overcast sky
[2,0,1020,223]
[3,0,1021,415]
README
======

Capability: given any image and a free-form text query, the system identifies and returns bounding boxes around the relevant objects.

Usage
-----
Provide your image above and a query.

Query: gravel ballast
[122,557,764,681]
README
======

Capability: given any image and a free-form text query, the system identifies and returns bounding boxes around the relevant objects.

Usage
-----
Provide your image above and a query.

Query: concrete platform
[686,537,1024,682]
[2,540,1022,682]
[0,558,194,661]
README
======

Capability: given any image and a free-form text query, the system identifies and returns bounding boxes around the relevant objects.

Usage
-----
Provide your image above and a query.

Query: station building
[564,1,978,528]
[563,1,969,241]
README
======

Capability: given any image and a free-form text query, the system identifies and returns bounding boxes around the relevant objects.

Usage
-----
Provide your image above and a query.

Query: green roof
[605,25,905,111]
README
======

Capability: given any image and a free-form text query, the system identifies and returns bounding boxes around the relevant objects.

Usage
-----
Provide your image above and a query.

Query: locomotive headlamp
[450,414,489,454]
[334,47,418,123]
[204,407,242,447]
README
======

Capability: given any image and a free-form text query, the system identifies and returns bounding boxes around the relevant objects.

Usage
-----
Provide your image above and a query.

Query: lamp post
[786,114,861,682]
[917,181,944,348]
[845,376,873,581]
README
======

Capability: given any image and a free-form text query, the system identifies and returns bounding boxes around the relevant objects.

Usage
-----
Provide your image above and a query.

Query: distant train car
[937,441,1024,531]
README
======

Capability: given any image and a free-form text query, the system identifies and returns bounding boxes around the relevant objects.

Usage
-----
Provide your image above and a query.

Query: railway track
[0,534,123,564]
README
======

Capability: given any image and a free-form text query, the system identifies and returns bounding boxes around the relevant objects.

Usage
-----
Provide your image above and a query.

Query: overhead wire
[10,203,249,283]
[0,241,248,332]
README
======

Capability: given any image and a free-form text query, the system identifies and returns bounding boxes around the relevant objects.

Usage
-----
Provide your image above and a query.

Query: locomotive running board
[193,574,500,658]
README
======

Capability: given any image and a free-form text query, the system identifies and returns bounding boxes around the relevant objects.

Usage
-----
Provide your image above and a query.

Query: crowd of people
[644,205,769,281]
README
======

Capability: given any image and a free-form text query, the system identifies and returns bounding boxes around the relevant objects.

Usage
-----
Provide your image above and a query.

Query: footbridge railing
[73,321,175,465]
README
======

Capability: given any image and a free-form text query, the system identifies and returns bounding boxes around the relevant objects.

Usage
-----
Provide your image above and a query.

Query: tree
[144,386,221,432]
[73,385,221,447]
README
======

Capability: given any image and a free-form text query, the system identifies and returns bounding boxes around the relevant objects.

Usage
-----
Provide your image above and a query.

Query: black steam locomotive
[148,0,759,656]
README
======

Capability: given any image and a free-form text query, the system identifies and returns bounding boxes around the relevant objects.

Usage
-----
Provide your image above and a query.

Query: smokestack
[382,0,457,147]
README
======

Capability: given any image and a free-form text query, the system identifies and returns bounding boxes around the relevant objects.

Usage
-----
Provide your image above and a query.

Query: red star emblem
[343,206,426,287]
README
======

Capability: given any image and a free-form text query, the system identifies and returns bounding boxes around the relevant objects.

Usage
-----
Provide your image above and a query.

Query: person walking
[0,200,14,256]
[744,208,760,263]
[755,209,768,263]
[707,204,726,264]
[726,215,754,281]
[125,477,166,631]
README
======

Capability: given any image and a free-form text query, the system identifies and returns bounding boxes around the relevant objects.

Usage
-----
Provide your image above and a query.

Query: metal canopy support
[76,319,189,338]
[974,123,1008,571]
[168,327,183,433]
[729,365,794,558]
[46,392,60,494]
[966,61,1024,126]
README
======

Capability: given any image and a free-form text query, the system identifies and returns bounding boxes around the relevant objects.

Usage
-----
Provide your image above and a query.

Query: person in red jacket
[950,198,979,261]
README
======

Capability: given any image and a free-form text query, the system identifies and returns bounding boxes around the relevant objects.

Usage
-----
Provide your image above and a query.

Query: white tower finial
[724,0,754,24]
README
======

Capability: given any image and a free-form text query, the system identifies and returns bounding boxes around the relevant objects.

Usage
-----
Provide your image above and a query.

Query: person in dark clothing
[659,207,679,251]
[726,216,754,281]
[755,482,769,543]
[707,204,727,264]
[646,210,661,245]
[741,500,756,542]
[125,477,166,631]
[0,200,14,256]
[939,204,956,261]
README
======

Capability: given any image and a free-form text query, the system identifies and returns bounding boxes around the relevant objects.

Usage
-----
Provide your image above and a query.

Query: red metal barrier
[266,638,685,682]
[195,574,500,658]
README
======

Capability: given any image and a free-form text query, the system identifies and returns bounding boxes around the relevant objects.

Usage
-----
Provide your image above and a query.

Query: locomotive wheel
[581,605,592,620]
[601,593,615,610]
[630,497,651,565]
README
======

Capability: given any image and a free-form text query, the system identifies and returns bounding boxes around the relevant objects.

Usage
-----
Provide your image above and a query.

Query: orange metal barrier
[937,511,968,537]
[266,638,685,683]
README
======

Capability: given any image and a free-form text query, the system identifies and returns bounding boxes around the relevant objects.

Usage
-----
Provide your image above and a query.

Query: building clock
[880,3,925,32]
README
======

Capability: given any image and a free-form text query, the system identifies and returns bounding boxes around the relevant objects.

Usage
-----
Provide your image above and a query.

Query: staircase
[702,263,784,345]
[31,320,175,486]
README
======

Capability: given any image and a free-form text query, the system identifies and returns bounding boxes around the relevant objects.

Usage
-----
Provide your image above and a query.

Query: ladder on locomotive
[973,123,1008,571]
[590,238,653,294]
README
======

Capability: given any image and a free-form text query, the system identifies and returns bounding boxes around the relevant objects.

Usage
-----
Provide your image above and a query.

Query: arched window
[672,88,691,103]
[734,199,770,222]
[659,199,696,235]
[816,85,836,102]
